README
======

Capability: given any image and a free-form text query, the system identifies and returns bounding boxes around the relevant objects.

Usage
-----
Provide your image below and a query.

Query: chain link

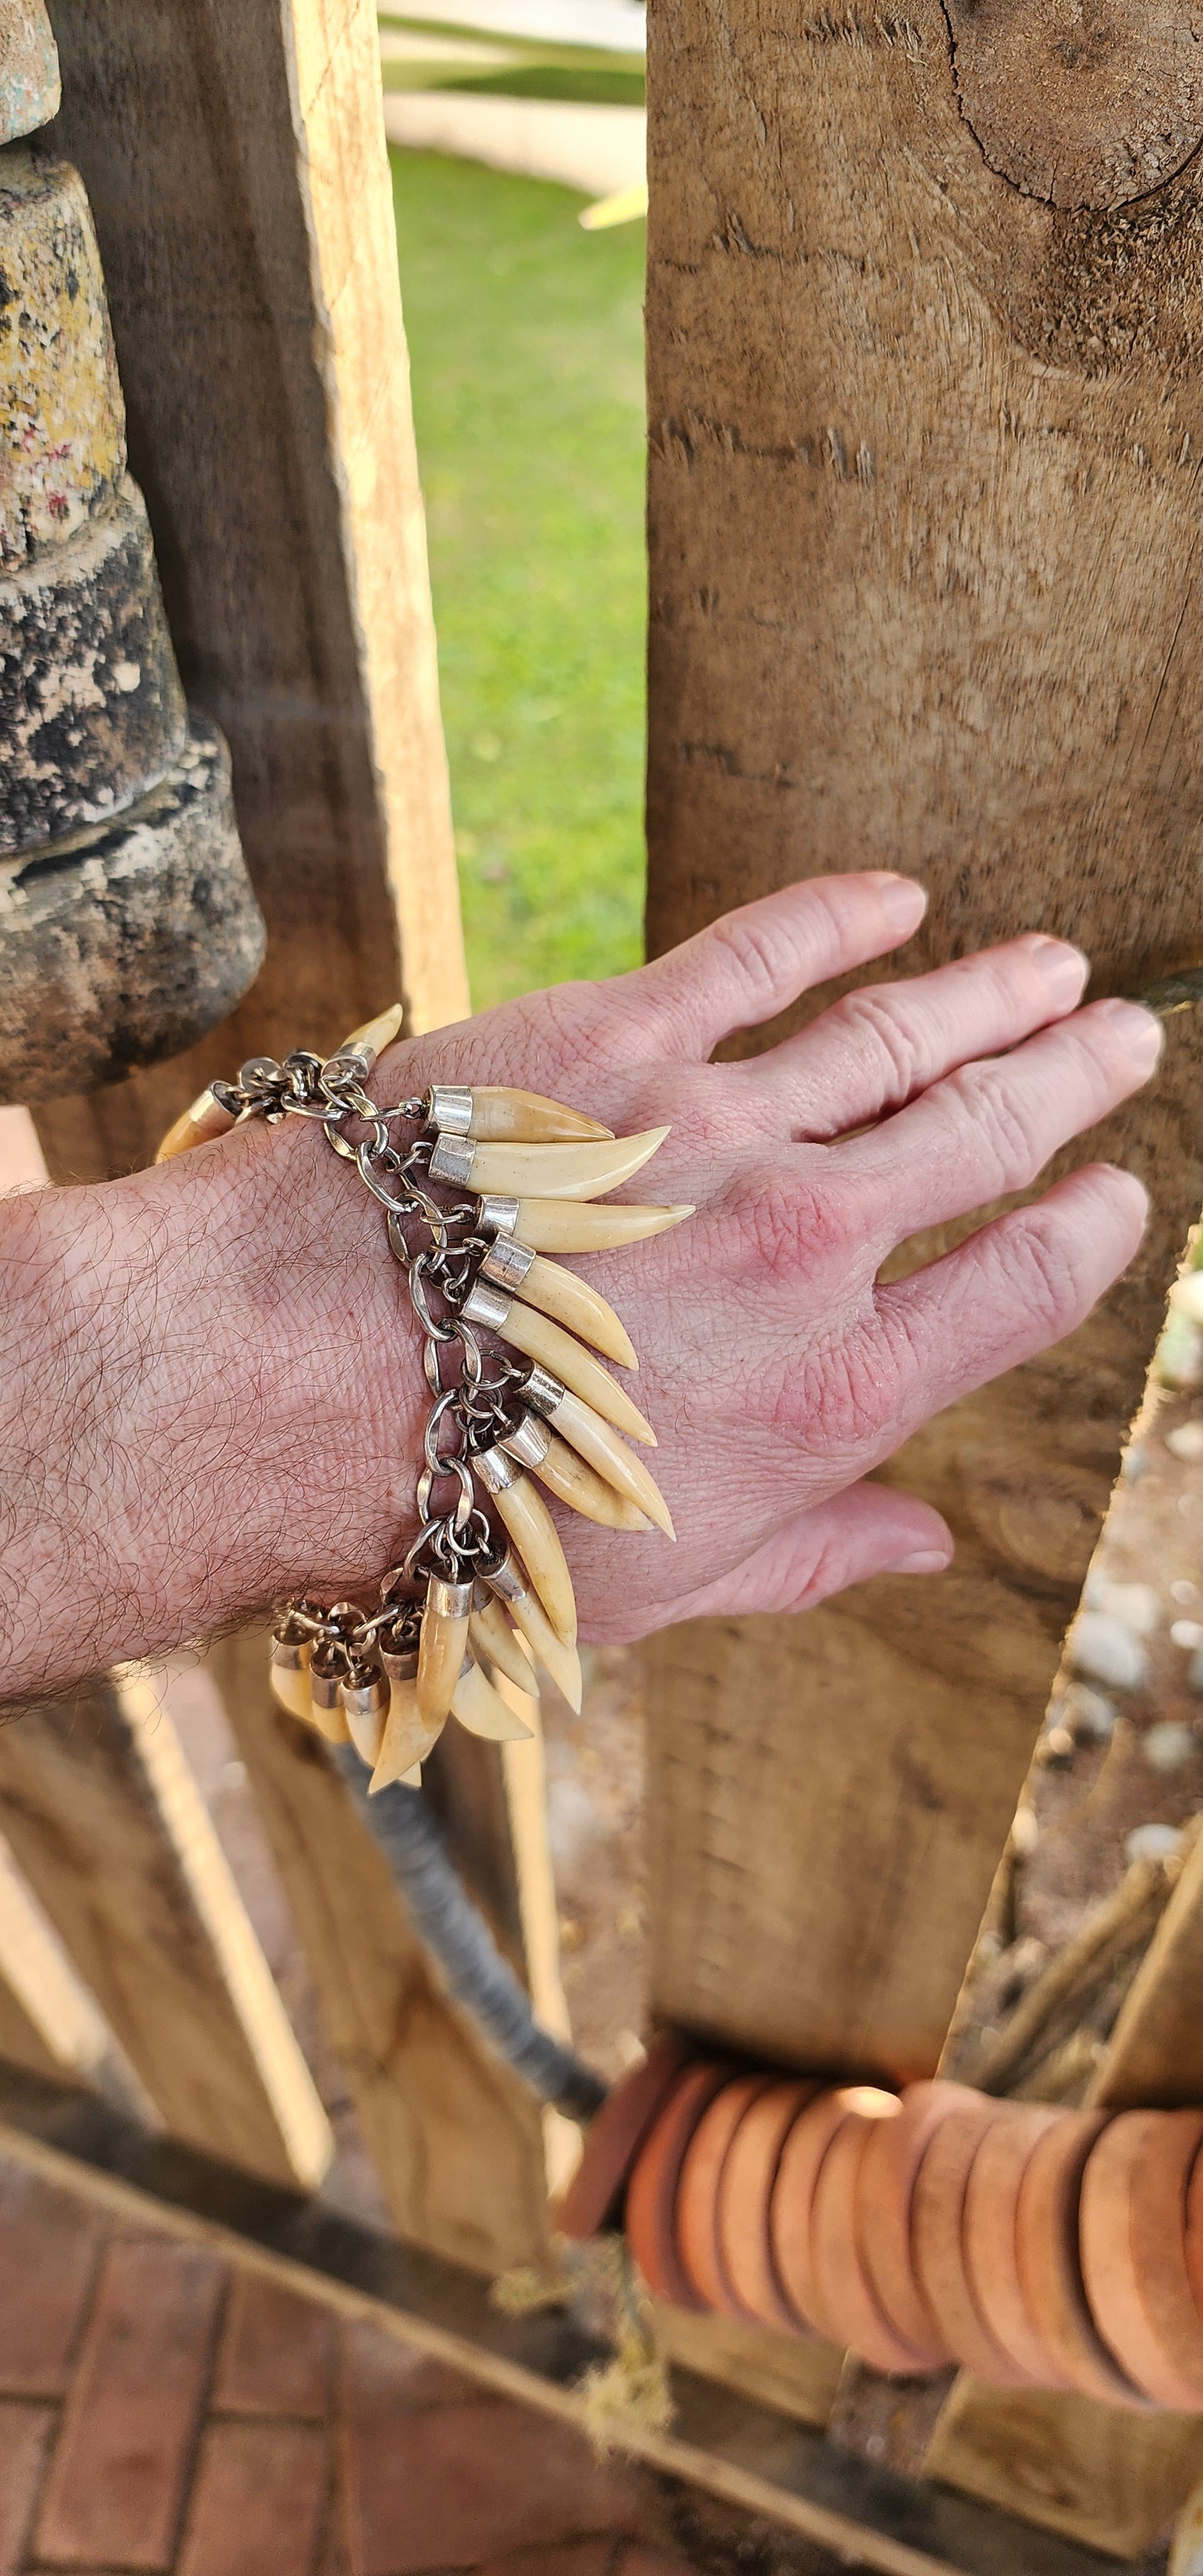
[218,1049,526,1672]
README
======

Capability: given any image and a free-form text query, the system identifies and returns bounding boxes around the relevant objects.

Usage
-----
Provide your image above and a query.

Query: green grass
[442,66,645,102]
[390,148,647,1009]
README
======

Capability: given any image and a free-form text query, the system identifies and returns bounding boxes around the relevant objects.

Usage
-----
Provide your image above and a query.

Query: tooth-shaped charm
[480,1237,638,1370]
[338,1001,403,1067]
[466,1087,613,1143]
[369,1680,446,1793]
[461,1282,654,1445]
[486,1554,583,1710]
[500,1199,694,1254]
[524,1372,675,1538]
[473,1445,577,1643]
[427,1126,669,1203]
[416,1574,474,1731]
[452,1656,534,1742]
[269,1637,312,1721]
[341,1668,390,1767]
[307,1656,352,1744]
[470,1588,539,1693]
[154,1087,237,1163]
[524,1423,652,1530]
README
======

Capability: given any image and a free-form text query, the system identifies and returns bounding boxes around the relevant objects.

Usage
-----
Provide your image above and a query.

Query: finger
[754,935,1087,1140]
[663,1483,954,1626]
[842,1000,1162,1245]
[877,1165,1149,1429]
[628,873,927,1059]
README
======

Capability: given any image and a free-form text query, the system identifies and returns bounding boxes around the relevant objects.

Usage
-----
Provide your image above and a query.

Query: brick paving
[0,2156,703,2576]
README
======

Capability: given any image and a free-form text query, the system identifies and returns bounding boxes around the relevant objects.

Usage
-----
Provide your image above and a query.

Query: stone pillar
[0,0,264,1100]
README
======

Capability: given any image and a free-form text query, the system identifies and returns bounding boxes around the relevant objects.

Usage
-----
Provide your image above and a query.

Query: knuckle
[828,986,927,1105]
[708,912,787,1014]
[732,1163,858,1283]
[944,1062,1039,1192]
[996,1209,1086,1336]
[765,1315,905,1457]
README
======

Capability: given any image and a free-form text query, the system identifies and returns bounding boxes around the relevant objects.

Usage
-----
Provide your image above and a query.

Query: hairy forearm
[0,1115,426,1699]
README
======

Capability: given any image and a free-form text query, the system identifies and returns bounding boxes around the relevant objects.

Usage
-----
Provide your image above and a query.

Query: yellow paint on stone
[0,147,125,563]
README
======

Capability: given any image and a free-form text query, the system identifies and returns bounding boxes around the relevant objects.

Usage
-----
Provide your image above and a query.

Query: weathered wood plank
[643,0,1203,2086]
[33,0,464,1187]
[0,1834,107,2086]
[925,2377,1203,2560]
[653,2303,843,2433]
[210,1630,551,2276]
[0,1668,331,2185]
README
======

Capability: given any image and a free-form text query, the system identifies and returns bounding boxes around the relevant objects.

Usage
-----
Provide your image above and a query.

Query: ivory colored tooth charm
[337,1001,403,1067]
[481,1237,639,1370]
[466,1087,613,1143]
[428,1126,669,1203]
[470,1589,539,1694]
[154,1087,237,1163]
[461,1281,654,1445]
[269,1637,312,1722]
[525,1371,675,1539]
[416,1574,473,1731]
[307,1658,352,1745]
[369,1680,446,1793]
[505,1199,695,1255]
[452,1656,534,1742]
[487,1554,583,1711]
[474,1445,578,1644]
[523,1423,652,1531]
[341,1669,390,1768]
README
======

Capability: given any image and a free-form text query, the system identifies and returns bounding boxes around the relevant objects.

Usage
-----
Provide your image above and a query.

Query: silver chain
[213,1047,529,1683]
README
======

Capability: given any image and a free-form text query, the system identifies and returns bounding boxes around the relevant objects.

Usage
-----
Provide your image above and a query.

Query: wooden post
[643,0,1203,2096]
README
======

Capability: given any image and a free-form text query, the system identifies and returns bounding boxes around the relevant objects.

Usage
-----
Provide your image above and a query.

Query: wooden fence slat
[643,0,1203,2091]
[924,2379,1203,2560]
[0,1834,108,2086]
[0,1670,331,2186]
[654,2304,843,2433]
[211,1630,552,2277]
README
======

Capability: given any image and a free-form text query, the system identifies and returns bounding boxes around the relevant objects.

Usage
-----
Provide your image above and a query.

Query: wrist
[0,1098,428,1698]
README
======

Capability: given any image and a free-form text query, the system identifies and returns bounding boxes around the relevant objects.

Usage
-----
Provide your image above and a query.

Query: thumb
[674,1481,954,1623]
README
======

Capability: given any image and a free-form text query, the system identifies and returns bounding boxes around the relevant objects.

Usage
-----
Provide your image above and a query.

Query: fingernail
[872,874,927,931]
[1023,934,1088,1006]
[889,1548,952,1574]
[1092,997,1165,1073]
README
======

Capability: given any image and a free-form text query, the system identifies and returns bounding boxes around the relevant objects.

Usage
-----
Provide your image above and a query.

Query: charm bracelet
[156,1004,691,1791]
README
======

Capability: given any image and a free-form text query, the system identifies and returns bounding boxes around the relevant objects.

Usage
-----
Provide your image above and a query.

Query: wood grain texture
[651,2300,844,2430]
[643,0,1203,2086]
[0,1834,107,2086]
[924,2375,1203,2556]
[33,0,464,1186]
[211,1631,552,2276]
[0,1672,330,2185]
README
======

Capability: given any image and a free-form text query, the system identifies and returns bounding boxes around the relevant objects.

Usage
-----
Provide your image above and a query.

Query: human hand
[0,871,1161,1695]
[378,870,1158,1641]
